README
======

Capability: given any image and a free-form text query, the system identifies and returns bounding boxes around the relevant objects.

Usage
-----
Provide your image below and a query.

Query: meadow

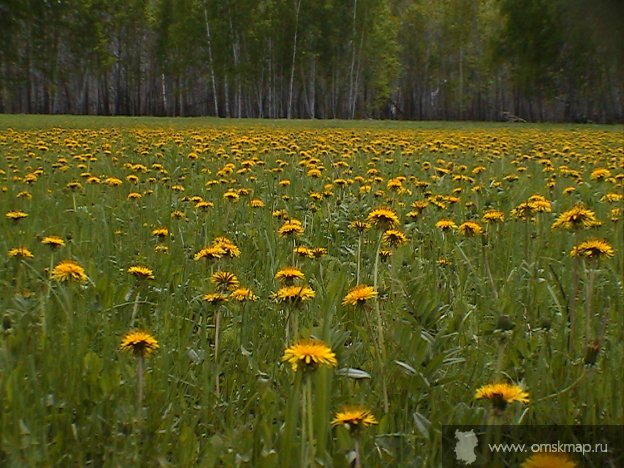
[0,116,622,467]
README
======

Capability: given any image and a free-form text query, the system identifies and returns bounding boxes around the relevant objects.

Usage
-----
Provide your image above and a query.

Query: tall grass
[0,119,622,466]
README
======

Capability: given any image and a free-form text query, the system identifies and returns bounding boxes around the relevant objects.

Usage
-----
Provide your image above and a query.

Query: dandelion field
[0,117,622,466]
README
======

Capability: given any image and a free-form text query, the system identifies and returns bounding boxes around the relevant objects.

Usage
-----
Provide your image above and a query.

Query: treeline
[1,0,622,122]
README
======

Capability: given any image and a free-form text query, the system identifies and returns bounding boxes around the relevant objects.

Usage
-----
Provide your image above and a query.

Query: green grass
[0,117,622,466]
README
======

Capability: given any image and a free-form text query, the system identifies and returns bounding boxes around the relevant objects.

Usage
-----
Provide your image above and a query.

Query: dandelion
[194,245,226,261]
[367,207,400,229]
[511,202,535,221]
[311,247,328,258]
[230,287,257,302]
[273,285,315,304]
[342,284,377,307]
[66,181,83,190]
[50,260,88,284]
[331,406,378,430]
[202,293,229,305]
[128,265,155,280]
[349,220,370,233]
[171,210,187,220]
[195,201,214,210]
[223,190,240,201]
[151,227,169,238]
[528,198,552,213]
[552,204,602,230]
[482,209,505,224]
[275,267,305,284]
[120,330,159,414]
[281,339,338,373]
[590,168,610,181]
[382,229,408,247]
[250,198,265,208]
[278,219,304,237]
[521,451,577,468]
[458,221,483,236]
[570,239,614,259]
[435,219,457,231]
[8,247,34,259]
[212,236,241,258]
[475,382,529,413]
[294,246,314,259]
[6,210,28,222]
[211,271,239,291]
[42,235,66,249]
[120,330,159,357]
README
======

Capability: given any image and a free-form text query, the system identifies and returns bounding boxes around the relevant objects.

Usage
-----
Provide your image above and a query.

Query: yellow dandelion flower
[278,219,304,237]
[42,235,66,249]
[331,406,378,430]
[511,202,535,221]
[367,207,400,229]
[600,192,623,203]
[202,293,229,305]
[294,246,314,259]
[194,245,226,261]
[311,247,328,258]
[436,219,457,231]
[590,168,610,181]
[570,239,614,259]
[151,227,169,238]
[119,330,159,358]
[273,285,315,304]
[458,221,483,236]
[5,210,28,222]
[475,382,529,413]
[521,451,577,468]
[128,265,155,280]
[230,287,257,302]
[171,210,187,219]
[104,177,123,186]
[482,210,505,224]
[211,271,239,291]
[66,181,83,190]
[212,236,240,258]
[8,247,34,259]
[250,198,265,208]
[342,284,377,307]
[154,245,169,253]
[275,266,305,284]
[552,204,602,230]
[223,190,240,201]
[282,339,338,372]
[349,220,370,233]
[50,260,88,284]
[382,229,408,247]
[191,200,211,210]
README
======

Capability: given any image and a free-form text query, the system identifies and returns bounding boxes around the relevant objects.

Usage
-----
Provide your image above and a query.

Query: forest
[0,0,623,122]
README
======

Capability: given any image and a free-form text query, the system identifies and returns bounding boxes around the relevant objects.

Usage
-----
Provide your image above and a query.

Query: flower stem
[373,232,389,413]
[130,291,141,328]
[214,307,221,398]
[305,375,316,466]
[136,354,144,418]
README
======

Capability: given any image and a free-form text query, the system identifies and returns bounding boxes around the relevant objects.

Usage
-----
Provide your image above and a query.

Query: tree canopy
[0,0,622,121]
